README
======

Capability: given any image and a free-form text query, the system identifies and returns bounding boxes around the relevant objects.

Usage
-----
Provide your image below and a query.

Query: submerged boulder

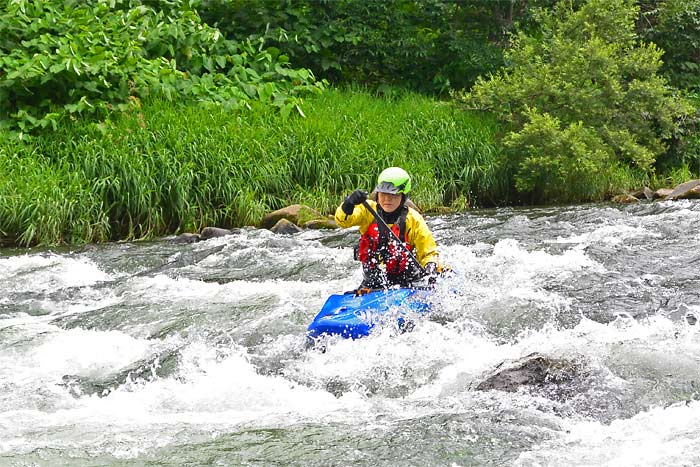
[270,218,303,235]
[61,348,181,397]
[168,232,201,244]
[475,352,586,399]
[200,226,239,240]
[167,226,240,243]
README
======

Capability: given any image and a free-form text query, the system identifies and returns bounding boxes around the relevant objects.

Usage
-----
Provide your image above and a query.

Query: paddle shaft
[362,200,425,274]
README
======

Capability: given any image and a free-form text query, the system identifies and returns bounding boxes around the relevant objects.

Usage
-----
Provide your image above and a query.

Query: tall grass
[0,88,501,246]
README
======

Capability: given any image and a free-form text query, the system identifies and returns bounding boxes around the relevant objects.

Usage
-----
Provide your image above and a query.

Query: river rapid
[1,200,700,466]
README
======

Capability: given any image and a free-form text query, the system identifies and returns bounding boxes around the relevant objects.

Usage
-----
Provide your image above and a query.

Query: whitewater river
[1,200,700,466]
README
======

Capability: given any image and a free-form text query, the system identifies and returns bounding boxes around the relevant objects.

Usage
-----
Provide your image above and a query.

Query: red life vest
[358,208,412,275]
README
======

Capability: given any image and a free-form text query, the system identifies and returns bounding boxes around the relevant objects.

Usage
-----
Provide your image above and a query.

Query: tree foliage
[197,0,525,94]
[464,0,693,203]
[0,0,324,134]
[639,0,700,93]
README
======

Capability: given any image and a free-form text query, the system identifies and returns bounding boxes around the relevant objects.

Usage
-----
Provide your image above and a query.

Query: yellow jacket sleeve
[334,200,377,233]
[335,201,440,268]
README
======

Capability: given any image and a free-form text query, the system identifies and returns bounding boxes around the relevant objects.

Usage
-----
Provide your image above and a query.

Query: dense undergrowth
[0,89,503,246]
[3,0,699,248]
[1,87,696,247]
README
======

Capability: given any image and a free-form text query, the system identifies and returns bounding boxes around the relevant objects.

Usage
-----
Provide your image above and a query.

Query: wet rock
[475,352,585,399]
[665,179,700,200]
[61,348,181,397]
[303,217,338,230]
[261,204,321,230]
[629,187,655,200]
[270,218,303,235]
[611,194,639,204]
[654,188,674,199]
[200,226,238,240]
[169,232,201,244]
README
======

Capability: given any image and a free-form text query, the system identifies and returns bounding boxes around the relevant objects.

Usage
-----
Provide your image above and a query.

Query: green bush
[0,0,324,134]
[197,0,509,94]
[503,110,615,202]
[641,0,700,93]
[463,0,694,203]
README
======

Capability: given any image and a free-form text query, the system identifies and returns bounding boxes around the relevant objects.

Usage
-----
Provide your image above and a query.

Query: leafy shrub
[0,0,324,134]
[640,0,700,93]
[503,110,615,202]
[464,0,694,203]
[197,0,509,94]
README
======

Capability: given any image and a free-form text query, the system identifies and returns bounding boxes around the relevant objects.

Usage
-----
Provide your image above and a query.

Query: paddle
[361,200,425,275]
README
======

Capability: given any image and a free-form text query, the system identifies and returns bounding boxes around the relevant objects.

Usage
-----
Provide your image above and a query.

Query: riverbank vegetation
[1,0,699,246]
[462,0,698,204]
[0,89,501,246]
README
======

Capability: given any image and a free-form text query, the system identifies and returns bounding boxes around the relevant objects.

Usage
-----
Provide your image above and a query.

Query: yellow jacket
[334,200,439,267]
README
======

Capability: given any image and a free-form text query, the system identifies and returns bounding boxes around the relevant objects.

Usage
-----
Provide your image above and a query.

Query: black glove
[341,190,368,215]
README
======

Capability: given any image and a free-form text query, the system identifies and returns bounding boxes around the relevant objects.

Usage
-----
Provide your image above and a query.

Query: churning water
[1,200,700,466]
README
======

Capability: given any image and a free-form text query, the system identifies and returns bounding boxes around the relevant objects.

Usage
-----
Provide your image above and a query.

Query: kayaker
[335,166,443,289]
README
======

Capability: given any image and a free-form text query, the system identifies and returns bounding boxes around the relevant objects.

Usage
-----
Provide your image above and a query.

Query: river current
[1,200,699,466]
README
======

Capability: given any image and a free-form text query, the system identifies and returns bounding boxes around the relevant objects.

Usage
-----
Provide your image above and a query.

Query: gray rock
[169,232,201,244]
[261,204,321,229]
[61,348,181,397]
[475,352,585,397]
[666,179,700,200]
[270,218,303,235]
[654,188,674,199]
[611,194,639,204]
[303,217,338,230]
[200,226,236,240]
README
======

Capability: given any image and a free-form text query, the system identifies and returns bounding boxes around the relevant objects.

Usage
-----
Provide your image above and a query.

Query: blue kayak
[306,287,432,340]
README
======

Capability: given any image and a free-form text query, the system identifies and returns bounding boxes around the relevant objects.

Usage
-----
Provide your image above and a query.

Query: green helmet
[375,167,411,194]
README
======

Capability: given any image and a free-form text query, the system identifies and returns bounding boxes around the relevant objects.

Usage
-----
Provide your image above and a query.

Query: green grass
[0,88,502,246]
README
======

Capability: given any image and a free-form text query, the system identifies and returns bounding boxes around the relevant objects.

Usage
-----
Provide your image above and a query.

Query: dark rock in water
[270,218,303,235]
[475,352,585,399]
[200,226,239,240]
[60,347,182,397]
[687,314,698,326]
[169,232,201,244]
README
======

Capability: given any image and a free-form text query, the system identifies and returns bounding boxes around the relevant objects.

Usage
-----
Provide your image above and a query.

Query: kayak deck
[306,287,432,340]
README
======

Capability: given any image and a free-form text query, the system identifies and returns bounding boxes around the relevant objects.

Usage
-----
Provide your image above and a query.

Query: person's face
[378,192,402,213]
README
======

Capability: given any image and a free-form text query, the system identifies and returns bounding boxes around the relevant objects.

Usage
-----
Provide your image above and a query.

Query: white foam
[515,401,700,467]
[0,253,110,293]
